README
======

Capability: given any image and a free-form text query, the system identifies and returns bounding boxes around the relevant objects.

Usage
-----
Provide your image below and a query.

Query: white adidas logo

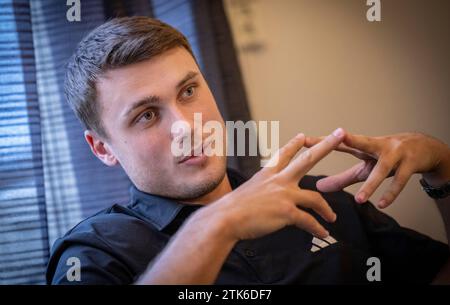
[310,235,338,252]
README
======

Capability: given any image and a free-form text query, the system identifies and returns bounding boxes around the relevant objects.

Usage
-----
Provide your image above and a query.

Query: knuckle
[312,191,324,202]
[300,149,312,162]
[263,162,279,174]
[316,200,331,216]
[273,187,287,200]
[390,138,403,150]
[314,222,324,233]
[298,215,323,235]
[279,200,295,217]
[308,193,324,208]
[402,149,415,163]
[307,215,322,234]
[278,146,289,156]
[253,170,269,181]
[377,161,392,174]
[294,211,306,225]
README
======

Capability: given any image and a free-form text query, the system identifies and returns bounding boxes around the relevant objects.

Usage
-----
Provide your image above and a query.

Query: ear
[84,130,118,167]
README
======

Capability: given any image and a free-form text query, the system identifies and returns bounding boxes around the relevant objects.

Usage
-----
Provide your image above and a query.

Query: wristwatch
[420,178,450,199]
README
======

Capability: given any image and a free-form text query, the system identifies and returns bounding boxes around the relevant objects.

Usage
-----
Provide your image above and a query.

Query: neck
[181,173,232,206]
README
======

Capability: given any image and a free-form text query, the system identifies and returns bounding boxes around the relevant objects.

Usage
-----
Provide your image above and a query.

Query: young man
[46,16,450,284]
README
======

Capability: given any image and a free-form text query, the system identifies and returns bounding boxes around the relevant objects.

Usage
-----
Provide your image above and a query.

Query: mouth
[177,148,204,164]
[177,137,213,165]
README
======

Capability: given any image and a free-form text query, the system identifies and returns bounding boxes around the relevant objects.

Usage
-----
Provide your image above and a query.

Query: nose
[168,105,198,142]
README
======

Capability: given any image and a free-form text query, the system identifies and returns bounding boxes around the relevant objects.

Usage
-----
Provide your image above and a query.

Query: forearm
[136,203,237,284]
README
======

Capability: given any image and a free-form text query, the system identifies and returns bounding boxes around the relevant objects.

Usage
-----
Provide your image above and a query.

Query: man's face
[95,47,227,200]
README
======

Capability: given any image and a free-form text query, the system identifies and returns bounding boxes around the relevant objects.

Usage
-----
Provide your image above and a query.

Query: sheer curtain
[0,0,257,284]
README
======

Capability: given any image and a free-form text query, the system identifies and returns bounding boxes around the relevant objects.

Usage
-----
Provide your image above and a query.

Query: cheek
[199,96,223,122]
[206,107,225,127]
[131,134,172,165]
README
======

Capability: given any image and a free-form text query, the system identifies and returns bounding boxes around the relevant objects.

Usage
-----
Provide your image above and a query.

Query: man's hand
[304,131,450,208]
[198,128,346,242]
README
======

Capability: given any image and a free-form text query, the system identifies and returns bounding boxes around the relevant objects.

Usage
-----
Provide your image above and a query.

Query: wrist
[212,196,241,244]
[423,145,450,187]
[422,152,450,187]
[188,199,239,246]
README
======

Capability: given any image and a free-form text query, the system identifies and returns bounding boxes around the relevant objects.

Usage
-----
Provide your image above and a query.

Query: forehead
[96,47,199,114]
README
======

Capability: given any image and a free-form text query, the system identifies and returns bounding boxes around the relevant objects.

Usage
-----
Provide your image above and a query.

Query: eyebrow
[176,71,199,90]
[122,71,199,120]
[122,95,161,120]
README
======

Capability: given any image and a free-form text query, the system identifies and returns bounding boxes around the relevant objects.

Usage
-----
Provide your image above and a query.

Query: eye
[137,110,157,124]
[181,85,196,99]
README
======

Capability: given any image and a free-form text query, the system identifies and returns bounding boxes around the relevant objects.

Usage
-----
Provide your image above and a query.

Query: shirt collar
[129,168,248,231]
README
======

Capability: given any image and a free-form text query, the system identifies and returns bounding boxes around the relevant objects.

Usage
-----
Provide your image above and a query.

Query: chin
[174,158,227,199]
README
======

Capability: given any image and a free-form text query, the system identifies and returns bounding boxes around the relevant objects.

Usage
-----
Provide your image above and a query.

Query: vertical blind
[0,0,257,284]
[0,0,49,284]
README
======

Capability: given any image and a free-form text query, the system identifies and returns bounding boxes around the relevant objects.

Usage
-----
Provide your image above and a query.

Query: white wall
[224,0,450,243]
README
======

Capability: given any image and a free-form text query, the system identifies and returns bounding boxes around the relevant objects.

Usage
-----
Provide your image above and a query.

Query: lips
[177,147,204,164]
[176,137,212,164]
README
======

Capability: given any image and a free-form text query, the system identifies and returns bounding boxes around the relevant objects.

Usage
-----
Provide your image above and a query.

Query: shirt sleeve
[352,194,450,283]
[46,232,135,285]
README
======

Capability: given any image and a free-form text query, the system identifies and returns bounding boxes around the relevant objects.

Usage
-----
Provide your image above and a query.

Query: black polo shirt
[46,168,449,284]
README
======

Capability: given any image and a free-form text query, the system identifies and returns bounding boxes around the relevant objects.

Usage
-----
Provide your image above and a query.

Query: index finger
[263,133,305,171]
[305,136,374,160]
[343,133,381,155]
[281,128,346,180]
